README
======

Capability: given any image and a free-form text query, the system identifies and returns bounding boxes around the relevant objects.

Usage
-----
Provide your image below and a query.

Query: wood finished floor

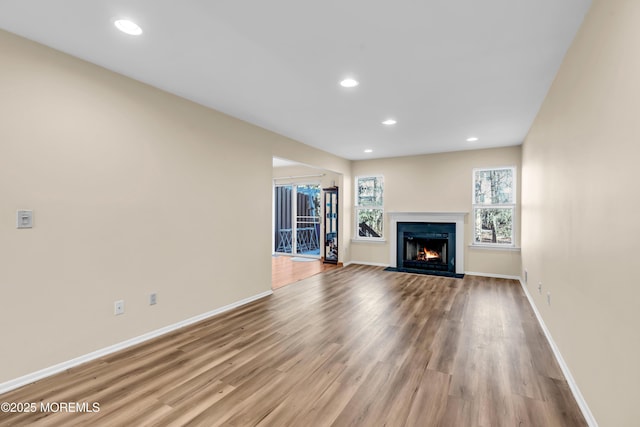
[0,265,586,426]
[271,255,338,290]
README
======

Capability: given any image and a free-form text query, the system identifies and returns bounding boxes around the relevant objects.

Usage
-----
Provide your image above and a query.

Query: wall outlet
[538,282,542,294]
[524,269,528,283]
[149,293,157,306]
[547,292,551,306]
[114,300,125,315]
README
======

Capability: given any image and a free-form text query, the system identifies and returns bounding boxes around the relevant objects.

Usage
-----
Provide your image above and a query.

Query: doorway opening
[274,184,321,257]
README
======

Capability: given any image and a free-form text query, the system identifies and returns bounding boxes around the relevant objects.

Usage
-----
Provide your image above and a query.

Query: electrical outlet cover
[16,210,33,229]
[114,300,125,315]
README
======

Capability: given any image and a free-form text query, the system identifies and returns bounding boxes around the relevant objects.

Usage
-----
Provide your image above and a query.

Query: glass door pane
[274,185,293,254]
[295,185,321,256]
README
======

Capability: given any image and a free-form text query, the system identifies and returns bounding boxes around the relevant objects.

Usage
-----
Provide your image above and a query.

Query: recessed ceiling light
[340,78,359,88]
[466,137,479,142]
[364,149,373,153]
[382,119,397,125]
[114,19,143,36]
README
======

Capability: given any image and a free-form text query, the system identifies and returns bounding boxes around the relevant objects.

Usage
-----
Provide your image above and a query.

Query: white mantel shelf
[388,212,468,274]
[388,211,468,219]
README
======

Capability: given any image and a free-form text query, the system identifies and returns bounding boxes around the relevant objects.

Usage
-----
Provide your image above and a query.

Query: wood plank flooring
[271,255,338,290]
[0,265,587,426]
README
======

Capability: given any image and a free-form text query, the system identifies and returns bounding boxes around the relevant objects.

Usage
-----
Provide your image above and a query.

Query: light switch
[17,210,33,229]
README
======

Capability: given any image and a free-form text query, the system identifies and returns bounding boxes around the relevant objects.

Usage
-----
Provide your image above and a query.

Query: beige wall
[521,1,640,425]
[0,30,349,384]
[351,146,522,277]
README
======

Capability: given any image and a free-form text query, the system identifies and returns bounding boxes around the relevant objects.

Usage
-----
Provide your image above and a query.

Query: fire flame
[417,247,440,261]
[423,248,440,259]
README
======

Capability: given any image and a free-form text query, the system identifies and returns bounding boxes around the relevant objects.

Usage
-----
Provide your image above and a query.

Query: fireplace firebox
[396,222,461,277]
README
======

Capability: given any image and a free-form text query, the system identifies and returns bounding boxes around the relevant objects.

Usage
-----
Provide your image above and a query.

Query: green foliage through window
[358,209,383,238]
[357,176,384,206]
[473,168,515,245]
[356,176,384,239]
[474,208,513,244]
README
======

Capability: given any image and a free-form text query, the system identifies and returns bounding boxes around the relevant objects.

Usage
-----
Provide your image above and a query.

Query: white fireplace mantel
[388,212,467,274]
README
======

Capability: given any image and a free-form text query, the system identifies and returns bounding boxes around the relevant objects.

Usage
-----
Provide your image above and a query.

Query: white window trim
[353,175,384,241]
[471,166,516,247]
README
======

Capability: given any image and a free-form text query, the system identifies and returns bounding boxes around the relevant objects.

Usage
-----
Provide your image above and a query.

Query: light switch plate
[17,210,33,229]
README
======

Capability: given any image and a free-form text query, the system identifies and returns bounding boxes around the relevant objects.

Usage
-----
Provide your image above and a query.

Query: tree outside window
[473,168,515,245]
[355,176,384,239]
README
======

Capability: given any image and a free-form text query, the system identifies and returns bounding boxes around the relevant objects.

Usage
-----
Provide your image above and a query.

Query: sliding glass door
[274,184,321,256]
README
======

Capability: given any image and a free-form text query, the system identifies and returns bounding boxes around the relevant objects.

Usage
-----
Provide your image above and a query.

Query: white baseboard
[519,279,598,427]
[464,271,521,280]
[343,261,389,268]
[0,290,273,395]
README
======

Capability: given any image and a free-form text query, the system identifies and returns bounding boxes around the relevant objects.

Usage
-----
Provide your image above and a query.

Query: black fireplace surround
[394,222,463,278]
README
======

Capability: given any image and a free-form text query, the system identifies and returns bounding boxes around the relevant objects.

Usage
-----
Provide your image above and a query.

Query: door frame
[272,181,321,258]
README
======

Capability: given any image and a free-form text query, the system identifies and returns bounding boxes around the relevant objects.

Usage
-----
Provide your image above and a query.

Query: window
[355,175,384,239]
[473,167,515,246]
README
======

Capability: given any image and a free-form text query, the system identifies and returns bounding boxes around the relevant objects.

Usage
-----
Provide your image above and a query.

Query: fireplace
[396,222,461,277]
[389,212,466,277]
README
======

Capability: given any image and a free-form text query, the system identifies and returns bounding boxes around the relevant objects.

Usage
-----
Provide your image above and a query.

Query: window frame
[354,175,385,241]
[472,166,516,247]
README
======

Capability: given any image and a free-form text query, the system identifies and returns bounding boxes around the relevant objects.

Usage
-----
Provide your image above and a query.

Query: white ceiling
[0,0,592,160]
